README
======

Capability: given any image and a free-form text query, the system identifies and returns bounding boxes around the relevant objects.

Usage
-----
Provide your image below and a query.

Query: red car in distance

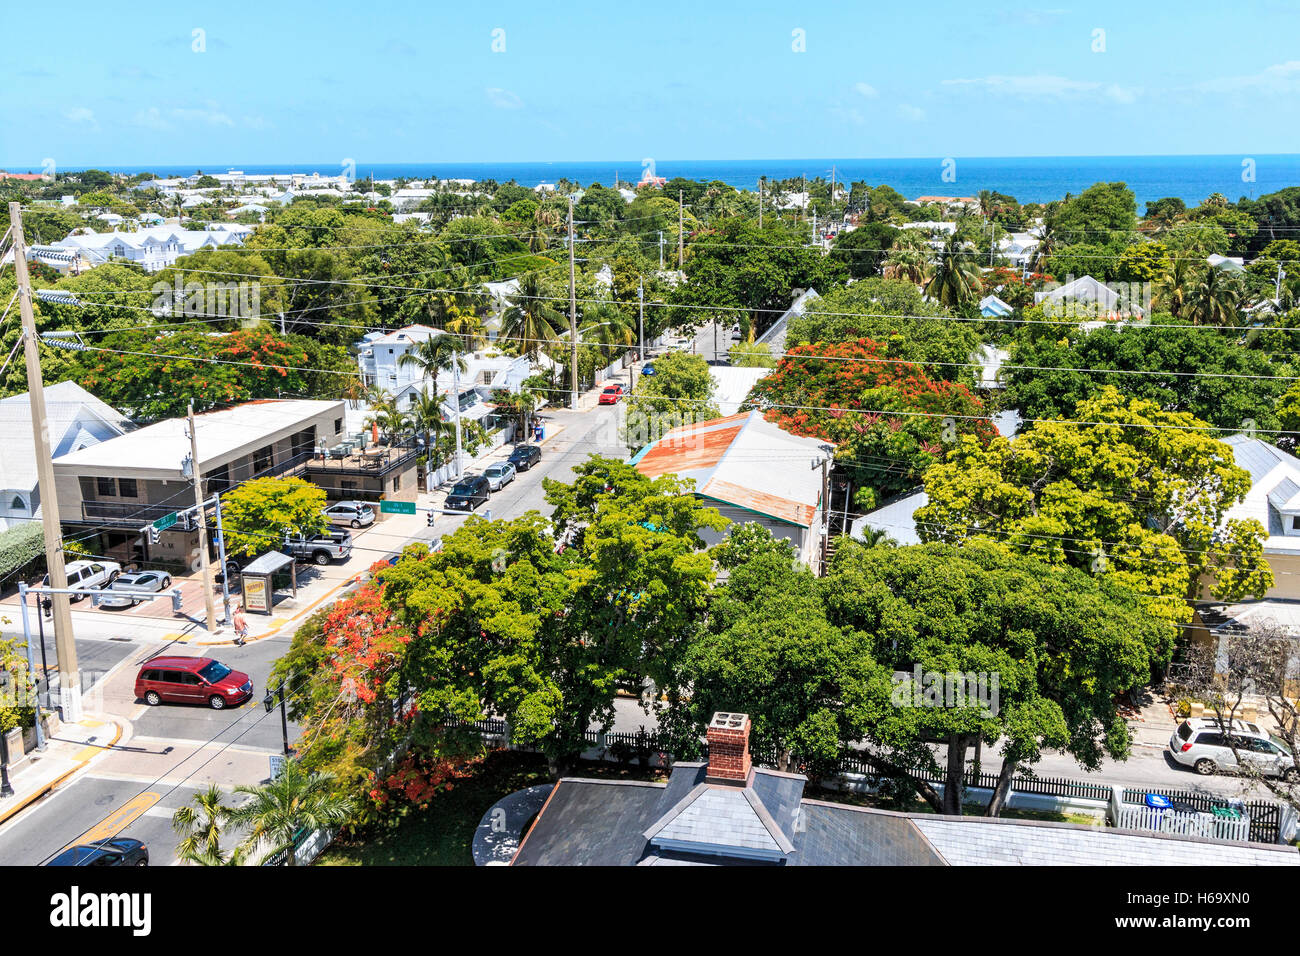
[598,384,625,405]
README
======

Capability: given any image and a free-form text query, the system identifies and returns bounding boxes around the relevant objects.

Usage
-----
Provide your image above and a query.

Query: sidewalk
[0,715,124,828]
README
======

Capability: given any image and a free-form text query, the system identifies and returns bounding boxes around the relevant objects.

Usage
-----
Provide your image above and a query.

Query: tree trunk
[942,734,968,816]
[985,753,1019,817]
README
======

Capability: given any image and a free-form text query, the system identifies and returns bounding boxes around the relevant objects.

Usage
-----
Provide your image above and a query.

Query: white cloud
[1196,61,1300,95]
[486,87,524,110]
[897,104,926,122]
[943,73,1137,103]
[171,107,234,126]
[133,107,170,130]
[854,82,878,99]
[64,107,97,128]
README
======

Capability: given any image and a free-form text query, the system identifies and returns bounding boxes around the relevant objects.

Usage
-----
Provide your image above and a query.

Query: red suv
[598,384,625,405]
[135,656,253,710]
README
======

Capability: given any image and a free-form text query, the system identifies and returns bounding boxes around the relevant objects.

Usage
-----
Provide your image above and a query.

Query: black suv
[445,475,491,511]
[508,444,543,471]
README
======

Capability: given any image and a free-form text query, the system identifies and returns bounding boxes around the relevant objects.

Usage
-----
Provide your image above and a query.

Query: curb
[193,575,357,647]
[0,717,125,829]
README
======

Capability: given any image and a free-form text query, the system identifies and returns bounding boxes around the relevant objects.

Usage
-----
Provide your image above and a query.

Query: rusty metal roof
[633,411,831,528]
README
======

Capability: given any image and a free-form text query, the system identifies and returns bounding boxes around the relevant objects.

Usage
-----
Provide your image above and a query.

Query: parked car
[598,384,625,405]
[47,838,149,867]
[445,475,491,512]
[43,559,121,600]
[640,363,656,377]
[1168,717,1300,780]
[508,444,542,472]
[483,461,517,491]
[282,530,353,565]
[135,656,253,710]
[323,500,376,529]
[95,570,174,609]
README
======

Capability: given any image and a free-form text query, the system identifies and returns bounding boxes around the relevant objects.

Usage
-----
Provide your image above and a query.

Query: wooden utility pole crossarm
[7,202,80,720]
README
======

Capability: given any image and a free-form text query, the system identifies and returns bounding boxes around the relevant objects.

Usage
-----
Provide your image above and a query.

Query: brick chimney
[706,712,751,783]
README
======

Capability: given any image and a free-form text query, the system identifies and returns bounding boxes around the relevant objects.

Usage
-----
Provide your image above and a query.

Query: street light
[263,683,291,756]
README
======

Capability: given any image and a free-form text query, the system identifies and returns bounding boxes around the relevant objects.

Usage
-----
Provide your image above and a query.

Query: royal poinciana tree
[743,337,996,509]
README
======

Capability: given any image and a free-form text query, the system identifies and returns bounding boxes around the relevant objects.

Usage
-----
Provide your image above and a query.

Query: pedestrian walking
[233,605,248,646]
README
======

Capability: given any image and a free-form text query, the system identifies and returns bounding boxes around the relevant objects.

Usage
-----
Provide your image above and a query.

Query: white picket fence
[1108,786,1251,842]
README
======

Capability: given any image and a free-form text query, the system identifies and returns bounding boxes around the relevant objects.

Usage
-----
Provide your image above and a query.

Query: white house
[1217,434,1300,601]
[631,410,834,568]
[0,382,132,533]
[50,224,248,272]
[356,325,536,419]
[1034,274,1147,319]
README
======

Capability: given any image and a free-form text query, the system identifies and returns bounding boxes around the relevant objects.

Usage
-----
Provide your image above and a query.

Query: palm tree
[501,273,565,360]
[172,785,246,866]
[883,232,932,285]
[1186,265,1244,327]
[398,332,469,383]
[408,387,448,468]
[364,390,408,444]
[1155,256,1194,318]
[230,762,353,867]
[857,526,897,548]
[925,236,981,308]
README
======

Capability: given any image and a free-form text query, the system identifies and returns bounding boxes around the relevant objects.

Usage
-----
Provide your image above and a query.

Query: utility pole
[1278,261,1287,303]
[759,176,764,228]
[568,198,579,410]
[637,278,645,360]
[213,494,233,626]
[452,352,464,477]
[658,231,664,270]
[186,403,217,632]
[8,202,80,721]
[678,190,684,269]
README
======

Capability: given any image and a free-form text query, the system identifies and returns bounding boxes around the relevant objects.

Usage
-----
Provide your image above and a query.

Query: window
[9,496,23,511]
[252,444,274,473]
[1292,516,1300,532]
[97,476,116,497]
[334,418,343,433]
[117,478,138,498]
[392,474,401,491]
[341,480,357,492]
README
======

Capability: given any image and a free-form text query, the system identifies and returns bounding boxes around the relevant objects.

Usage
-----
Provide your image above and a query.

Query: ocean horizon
[8,155,1298,206]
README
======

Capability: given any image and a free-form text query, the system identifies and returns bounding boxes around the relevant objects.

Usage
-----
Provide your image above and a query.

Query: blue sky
[3,0,1299,167]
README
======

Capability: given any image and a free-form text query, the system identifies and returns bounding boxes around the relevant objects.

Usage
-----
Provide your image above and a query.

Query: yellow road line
[73,792,160,848]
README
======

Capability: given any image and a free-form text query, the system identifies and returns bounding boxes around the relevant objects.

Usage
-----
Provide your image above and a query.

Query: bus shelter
[239,551,297,615]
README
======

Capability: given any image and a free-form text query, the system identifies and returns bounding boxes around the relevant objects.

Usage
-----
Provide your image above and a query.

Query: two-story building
[50,399,388,567]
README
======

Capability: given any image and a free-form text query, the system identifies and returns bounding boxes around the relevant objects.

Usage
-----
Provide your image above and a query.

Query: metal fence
[445,719,1284,844]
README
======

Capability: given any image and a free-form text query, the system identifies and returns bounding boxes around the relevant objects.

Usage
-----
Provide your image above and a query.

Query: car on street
[135,655,253,710]
[43,559,121,599]
[598,384,625,405]
[483,461,517,491]
[508,444,542,471]
[94,569,174,609]
[1168,717,1300,780]
[445,475,491,512]
[640,363,656,377]
[323,500,376,529]
[47,838,149,867]
[282,530,353,565]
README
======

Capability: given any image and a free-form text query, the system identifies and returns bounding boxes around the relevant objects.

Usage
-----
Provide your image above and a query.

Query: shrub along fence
[446,719,1287,845]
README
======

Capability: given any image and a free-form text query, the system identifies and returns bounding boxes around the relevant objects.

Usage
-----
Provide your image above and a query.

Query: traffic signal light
[426,511,435,527]
[148,526,160,544]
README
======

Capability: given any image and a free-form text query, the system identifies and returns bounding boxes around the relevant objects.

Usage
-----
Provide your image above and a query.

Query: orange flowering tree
[743,338,997,508]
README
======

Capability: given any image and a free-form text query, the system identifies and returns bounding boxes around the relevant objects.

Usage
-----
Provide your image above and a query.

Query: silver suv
[323,501,376,529]
[42,559,122,600]
[1168,717,1300,780]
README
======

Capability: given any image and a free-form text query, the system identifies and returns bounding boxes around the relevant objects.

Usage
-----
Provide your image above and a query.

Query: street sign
[153,512,178,531]
[380,500,416,515]
[269,753,287,780]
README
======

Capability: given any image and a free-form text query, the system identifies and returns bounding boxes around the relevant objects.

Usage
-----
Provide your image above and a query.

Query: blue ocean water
[77,155,1300,206]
